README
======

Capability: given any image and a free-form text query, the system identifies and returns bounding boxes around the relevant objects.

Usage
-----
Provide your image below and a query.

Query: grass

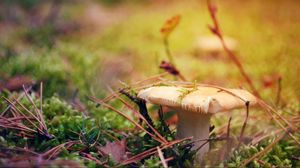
[0,0,300,167]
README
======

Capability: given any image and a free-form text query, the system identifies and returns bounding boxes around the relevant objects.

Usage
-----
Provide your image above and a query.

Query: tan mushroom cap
[137,86,257,114]
[197,36,237,52]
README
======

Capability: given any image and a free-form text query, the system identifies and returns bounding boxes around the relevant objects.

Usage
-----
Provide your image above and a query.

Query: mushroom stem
[176,111,212,161]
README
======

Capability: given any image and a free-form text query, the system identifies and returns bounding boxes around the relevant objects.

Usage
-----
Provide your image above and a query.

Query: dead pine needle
[89,96,167,144]
[240,132,286,167]
[107,88,168,143]
[157,146,168,168]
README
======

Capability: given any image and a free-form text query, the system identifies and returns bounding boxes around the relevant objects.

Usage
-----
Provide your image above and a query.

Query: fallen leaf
[160,15,181,38]
[99,139,127,163]
[0,75,35,91]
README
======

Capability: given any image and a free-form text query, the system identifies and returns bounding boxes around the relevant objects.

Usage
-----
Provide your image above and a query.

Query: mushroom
[196,36,237,57]
[137,85,257,161]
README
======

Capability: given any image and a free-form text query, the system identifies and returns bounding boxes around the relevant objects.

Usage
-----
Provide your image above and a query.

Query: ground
[0,0,299,167]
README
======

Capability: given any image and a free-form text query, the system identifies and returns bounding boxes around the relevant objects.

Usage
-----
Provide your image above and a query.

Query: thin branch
[207,0,260,98]
[275,76,282,106]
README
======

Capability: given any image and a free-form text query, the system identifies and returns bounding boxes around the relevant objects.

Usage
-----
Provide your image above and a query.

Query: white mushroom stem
[176,111,212,161]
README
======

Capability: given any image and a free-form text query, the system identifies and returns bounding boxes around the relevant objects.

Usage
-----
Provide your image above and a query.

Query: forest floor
[0,0,299,167]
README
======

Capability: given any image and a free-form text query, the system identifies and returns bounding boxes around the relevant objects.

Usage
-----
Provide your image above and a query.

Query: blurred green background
[1,0,299,102]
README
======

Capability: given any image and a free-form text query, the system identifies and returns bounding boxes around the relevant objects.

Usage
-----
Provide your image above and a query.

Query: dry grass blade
[240,132,286,167]
[89,96,166,144]
[8,116,35,122]
[257,99,300,134]
[130,72,169,88]
[101,73,168,103]
[42,141,79,160]
[1,86,32,117]
[80,152,109,168]
[0,115,38,133]
[3,97,43,133]
[157,146,168,168]
[251,129,283,145]
[257,100,300,145]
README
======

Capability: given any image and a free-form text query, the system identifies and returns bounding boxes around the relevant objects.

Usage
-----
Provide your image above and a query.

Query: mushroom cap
[197,36,237,52]
[137,86,257,114]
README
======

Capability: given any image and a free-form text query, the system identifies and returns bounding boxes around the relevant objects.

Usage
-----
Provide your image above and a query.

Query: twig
[207,0,260,98]
[238,101,250,147]
[275,76,282,106]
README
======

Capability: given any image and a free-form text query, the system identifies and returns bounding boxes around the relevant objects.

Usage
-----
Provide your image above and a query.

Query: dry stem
[207,0,260,98]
